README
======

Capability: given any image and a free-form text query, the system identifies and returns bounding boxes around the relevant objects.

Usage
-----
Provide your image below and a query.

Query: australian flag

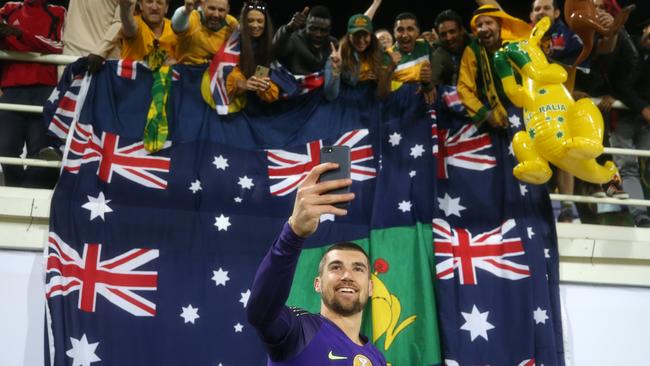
[45,60,563,365]
[44,61,440,365]
[433,85,565,365]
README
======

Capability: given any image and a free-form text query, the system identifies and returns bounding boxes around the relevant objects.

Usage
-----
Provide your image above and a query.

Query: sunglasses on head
[246,1,267,11]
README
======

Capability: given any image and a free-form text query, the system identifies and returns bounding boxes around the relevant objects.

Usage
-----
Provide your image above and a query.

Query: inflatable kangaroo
[564,0,634,67]
[493,16,617,185]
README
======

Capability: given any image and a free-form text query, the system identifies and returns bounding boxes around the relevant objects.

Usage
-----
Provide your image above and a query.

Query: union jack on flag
[433,218,531,285]
[270,62,324,99]
[435,123,497,179]
[207,29,240,115]
[47,75,83,140]
[44,59,90,144]
[45,232,159,316]
[267,129,376,196]
[63,122,171,189]
[116,59,142,80]
[440,85,465,113]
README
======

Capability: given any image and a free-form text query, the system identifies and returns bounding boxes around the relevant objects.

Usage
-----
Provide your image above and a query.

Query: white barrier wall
[2,250,650,366]
[0,250,44,366]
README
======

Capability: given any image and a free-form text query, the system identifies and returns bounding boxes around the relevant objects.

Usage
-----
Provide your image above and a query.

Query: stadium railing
[1,50,649,287]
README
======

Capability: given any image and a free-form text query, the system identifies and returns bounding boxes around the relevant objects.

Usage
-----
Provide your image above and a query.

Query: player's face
[140,0,169,26]
[530,0,560,25]
[475,15,501,50]
[316,250,372,317]
[204,0,229,31]
[247,9,265,38]
[394,18,419,53]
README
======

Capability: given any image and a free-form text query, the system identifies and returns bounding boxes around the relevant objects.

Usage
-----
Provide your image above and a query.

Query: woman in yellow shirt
[226,0,278,103]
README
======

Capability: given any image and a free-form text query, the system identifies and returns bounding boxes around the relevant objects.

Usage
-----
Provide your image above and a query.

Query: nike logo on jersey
[328,351,348,360]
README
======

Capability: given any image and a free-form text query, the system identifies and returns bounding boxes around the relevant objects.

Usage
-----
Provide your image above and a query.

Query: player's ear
[368,278,373,297]
[314,277,321,293]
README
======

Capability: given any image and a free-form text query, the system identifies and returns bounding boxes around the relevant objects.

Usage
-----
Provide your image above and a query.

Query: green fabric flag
[143,55,172,153]
[287,223,441,365]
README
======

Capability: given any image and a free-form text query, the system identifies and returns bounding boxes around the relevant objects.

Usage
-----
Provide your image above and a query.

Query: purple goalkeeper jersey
[246,223,387,366]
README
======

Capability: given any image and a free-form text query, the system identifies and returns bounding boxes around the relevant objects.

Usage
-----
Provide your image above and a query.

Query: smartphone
[319,146,351,208]
[254,65,270,78]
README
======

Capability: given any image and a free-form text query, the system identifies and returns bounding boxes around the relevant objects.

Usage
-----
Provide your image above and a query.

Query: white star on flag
[214,214,231,231]
[212,268,230,286]
[189,179,202,194]
[438,193,466,217]
[388,132,402,146]
[234,322,244,333]
[66,334,101,366]
[410,144,425,158]
[509,114,522,128]
[409,170,417,178]
[180,305,200,324]
[460,305,495,341]
[544,248,551,258]
[240,289,251,308]
[508,142,514,156]
[48,89,60,103]
[398,200,412,213]
[238,176,254,190]
[527,227,535,239]
[533,307,549,324]
[320,214,335,222]
[519,184,528,196]
[234,197,243,203]
[213,155,229,170]
[81,192,113,221]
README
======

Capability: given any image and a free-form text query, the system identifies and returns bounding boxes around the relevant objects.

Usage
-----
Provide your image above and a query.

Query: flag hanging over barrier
[45,62,563,366]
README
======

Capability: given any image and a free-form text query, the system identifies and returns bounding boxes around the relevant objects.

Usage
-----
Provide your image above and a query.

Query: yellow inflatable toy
[493,16,617,185]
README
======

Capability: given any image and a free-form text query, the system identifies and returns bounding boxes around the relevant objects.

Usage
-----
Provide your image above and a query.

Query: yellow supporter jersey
[121,16,177,62]
[176,11,238,65]
[357,60,374,82]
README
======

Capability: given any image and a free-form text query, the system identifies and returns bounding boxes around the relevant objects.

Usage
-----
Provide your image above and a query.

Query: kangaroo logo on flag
[64,122,171,189]
[46,232,159,316]
[267,129,376,196]
[433,218,530,285]
[435,123,496,179]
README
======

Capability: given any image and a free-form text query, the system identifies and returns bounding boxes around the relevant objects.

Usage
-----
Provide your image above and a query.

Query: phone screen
[319,146,351,208]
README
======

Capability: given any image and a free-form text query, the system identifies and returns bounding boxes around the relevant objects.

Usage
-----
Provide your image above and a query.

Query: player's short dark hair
[435,9,464,31]
[318,242,370,276]
[394,12,419,29]
[309,5,331,20]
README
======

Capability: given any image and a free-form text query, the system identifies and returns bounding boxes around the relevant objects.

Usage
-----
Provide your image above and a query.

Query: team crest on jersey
[353,354,372,366]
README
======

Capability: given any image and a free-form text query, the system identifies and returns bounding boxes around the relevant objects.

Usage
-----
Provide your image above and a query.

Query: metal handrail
[0,156,60,168]
[0,50,78,65]
[0,51,648,208]
[0,103,43,114]
[550,193,650,207]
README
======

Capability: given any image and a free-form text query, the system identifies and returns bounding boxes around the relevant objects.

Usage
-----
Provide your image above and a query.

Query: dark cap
[347,14,373,34]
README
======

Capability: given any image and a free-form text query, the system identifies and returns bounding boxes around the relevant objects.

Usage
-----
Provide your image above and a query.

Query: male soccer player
[246,163,387,366]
